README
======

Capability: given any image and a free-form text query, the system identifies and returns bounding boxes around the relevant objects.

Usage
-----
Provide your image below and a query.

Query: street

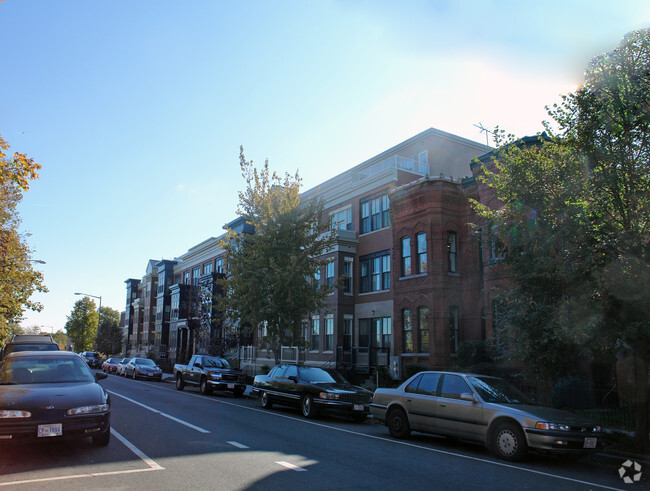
[0,373,642,490]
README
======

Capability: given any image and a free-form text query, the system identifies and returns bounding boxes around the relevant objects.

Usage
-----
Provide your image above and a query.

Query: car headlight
[319,392,340,400]
[210,372,222,380]
[535,422,570,431]
[0,410,31,418]
[66,404,110,416]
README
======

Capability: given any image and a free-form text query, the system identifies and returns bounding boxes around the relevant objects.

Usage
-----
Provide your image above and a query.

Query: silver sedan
[371,371,605,461]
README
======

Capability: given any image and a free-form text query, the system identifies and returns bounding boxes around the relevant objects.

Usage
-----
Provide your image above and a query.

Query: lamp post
[75,292,102,349]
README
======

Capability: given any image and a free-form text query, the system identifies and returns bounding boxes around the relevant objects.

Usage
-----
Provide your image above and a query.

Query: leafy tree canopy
[219,147,336,363]
[0,134,47,341]
[96,306,122,355]
[65,297,99,352]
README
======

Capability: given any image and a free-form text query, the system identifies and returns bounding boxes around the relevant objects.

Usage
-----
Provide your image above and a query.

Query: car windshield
[468,376,534,404]
[298,367,338,384]
[136,358,156,366]
[0,356,95,384]
[203,357,231,369]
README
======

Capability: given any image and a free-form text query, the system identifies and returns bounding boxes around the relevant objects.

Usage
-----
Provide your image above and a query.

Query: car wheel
[387,408,411,439]
[301,394,317,419]
[491,421,528,461]
[233,387,245,398]
[176,374,185,391]
[260,391,273,409]
[92,426,111,447]
[200,377,212,395]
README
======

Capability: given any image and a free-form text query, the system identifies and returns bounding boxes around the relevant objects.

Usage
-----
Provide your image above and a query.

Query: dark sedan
[125,357,163,381]
[0,351,111,446]
[253,364,373,420]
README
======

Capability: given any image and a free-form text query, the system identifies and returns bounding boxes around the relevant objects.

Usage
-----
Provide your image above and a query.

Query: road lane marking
[112,428,164,470]
[0,428,163,487]
[151,383,620,490]
[108,390,210,433]
[276,461,307,472]
[228,441,249,449]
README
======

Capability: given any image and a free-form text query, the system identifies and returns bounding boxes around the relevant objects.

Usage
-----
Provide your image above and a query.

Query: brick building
[123,127,509,379]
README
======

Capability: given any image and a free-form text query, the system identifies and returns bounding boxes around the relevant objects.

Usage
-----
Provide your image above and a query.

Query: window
[447,231,458,273]
[416,233,427,274]
[313,268,321,289]
[416,372,440,395]
[330,208,352,231]
[203,262,212,275]
[192,267,200,285]
[440,374,471,400]
[343,258,353,294]
[489,225,505,261]
[401,237,411,276]
[326,261,335,288]
[418,306,429,353]
[403,308,413,353]
[360,194,390,234]
[311,318,320,351]
[343,316,353,351]
[359,317,391,348]
[183,271,190,285]
[360,251,390,293]
[215,258,224,274]
[325,317,334,351]
[449,306,459,354]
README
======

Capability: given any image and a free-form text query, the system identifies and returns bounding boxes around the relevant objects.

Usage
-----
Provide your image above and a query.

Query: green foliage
[65,297,99,352]
[0,134,47,340]
[475,29,650,449]
[219,148,336,364]
[52,330,67,350]
[96,306,122,355]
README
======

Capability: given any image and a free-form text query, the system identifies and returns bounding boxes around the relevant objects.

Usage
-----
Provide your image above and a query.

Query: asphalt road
[0,372,645,490]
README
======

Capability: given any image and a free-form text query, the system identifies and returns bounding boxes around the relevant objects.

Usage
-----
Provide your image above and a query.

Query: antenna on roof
[474,123,494,146]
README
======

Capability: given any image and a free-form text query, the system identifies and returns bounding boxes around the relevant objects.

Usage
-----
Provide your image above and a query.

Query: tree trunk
[633,341,649,451]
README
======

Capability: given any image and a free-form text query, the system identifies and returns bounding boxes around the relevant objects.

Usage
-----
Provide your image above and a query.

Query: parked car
[116,358,130,376]
[253,364,373,420]
[0,350,111,446]
[80,351,102,369]
[125,357,163,381]
[174,355,246,397]
[371,371,605,461]
[1,334,59,360]
[102,357,120,374]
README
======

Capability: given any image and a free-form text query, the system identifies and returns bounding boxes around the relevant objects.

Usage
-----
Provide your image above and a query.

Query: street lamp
[75,292,102,349]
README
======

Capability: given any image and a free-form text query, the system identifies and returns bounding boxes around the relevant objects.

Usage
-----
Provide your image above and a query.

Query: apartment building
[123,128,500,378]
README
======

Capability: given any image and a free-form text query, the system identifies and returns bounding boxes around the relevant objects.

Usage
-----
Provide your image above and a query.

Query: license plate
[353,404,364,411]
[583,437,597,449]
[227,383,235,389]
[38,424,62,438]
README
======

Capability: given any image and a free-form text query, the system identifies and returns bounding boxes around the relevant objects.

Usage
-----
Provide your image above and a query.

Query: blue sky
[2,0,648,335]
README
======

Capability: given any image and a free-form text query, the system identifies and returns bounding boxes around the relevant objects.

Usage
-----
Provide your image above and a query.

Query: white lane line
[228,441,249,449]
[0,428,163,487]
[112,428,164,470]
[108,390,210,433]
[276,461,307,472]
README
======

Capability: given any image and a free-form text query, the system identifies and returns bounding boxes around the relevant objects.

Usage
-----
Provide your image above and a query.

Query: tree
[476,29,650,450]
[96,306,122,355]
[219,147,336,364]
[0,134,47,341]
[65,297,99,352]
[52,330,67,350]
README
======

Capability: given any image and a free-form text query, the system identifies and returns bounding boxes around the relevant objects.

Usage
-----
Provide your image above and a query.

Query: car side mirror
[95,372,108,381]
[288,376,298,383]
[460,392,477,403]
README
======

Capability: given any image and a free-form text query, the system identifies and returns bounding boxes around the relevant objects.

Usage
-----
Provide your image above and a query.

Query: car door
[435,374,484,440]
[402,372,441,433]
[279,365,301,406]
